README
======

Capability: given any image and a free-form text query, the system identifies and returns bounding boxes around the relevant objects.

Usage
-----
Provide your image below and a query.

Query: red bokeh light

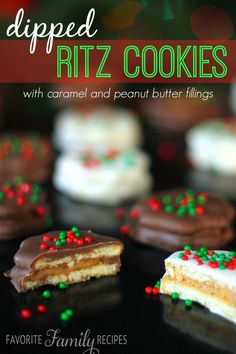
[191,5,233,40]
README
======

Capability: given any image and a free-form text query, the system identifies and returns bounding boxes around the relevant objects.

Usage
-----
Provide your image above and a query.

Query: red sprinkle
[145,286,152,294]
[37,304,46,313]
[197,259,203,265]
[182,255,189,261]
[208,261,219,269]
[35,207,46,217]
[184,250,191,256]
[148,198,160,211]
[16,197,24,206]
[49,246,57,252]
[43,235,51,242]
[67,238,73,244]
[193,254,199,260]
[130,210,139,219]
[85,236,92,244]
[40,243,48,250]
[227,262,236,270]
[53,237,58,242]
[152,287,159,295]
[115,208,125,219]
[208,250,215,256]
[120,225,129,235]
[77,239,84,246]
[20,309,31,319]
[196,206,205,215]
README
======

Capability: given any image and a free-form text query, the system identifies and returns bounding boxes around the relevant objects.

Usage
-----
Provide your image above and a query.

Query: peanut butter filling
[163,274,236,307]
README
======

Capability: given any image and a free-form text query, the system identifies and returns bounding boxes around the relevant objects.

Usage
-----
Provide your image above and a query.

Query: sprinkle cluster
[0,135,51,160]
[178,245,236,270]
[147,189,208,217]
[145,280,161,295]
[81,150,135,168]
[0,177,42,206]
[40,227,92,252]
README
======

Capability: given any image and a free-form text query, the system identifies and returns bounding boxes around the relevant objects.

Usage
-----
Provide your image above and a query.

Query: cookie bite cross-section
[5,227,124,292]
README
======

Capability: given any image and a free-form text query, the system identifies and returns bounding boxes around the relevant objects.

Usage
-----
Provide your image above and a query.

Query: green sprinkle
[165,205,173,213]
[60,239,66,244]
[55,240,62,247]
[201,256,209,261]
[184,245,191,251]
[177,208,185,216]
[185,299,192,307]
[219,264,226,270]
[229,251,236,257]
[163,196,171,204]
[185,189,194,195]
[197,196,205,205]
[178,252,184,258]
[42,290,51,299]
[72,226,79,233]
[188,208,196,216]
[171,292,179,300]
[0,191,4,200]
[65,309,73,317]
[60,312,69,321]
[45,217,53,227]
[15,176,24,184]
[31,194,39,203]
[200,247,208,254]
[176,195,183,203]
[219,253,226,260]
[59,231,66,238]
[74,232,80,238]
[32,184,41,193]
[59,282,68,290]
[155,280,161,289]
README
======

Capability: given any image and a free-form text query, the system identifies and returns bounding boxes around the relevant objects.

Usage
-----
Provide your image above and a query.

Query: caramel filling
[20,254,120,291]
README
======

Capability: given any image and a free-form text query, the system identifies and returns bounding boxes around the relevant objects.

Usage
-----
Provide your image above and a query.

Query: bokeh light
[191,5,233,40]
[102,1,143,30]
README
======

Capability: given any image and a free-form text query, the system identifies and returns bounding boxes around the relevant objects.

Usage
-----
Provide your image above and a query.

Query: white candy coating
[53,106,142,152]
[161,250,236,323]
[186,119,236,175]
[53,149,152,205]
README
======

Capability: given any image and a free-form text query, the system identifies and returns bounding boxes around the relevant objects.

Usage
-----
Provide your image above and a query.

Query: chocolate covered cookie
[0,177,51,240]
[0,134,53,183]
[5,227,124,292]
[128,189,235,251]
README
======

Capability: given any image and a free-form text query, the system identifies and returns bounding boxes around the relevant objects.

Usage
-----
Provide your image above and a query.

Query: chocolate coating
[128,188,235,251]
[5,230,124,292]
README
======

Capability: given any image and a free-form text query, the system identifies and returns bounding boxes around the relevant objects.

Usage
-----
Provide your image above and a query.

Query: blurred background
[0,0,236,195]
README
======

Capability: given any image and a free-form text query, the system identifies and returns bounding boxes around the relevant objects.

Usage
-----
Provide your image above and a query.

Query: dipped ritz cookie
[186,119,236,176]
[53,149,152,205]
[0,177,52,241]
[53,105,142,153]
[160,247,236,324]
[5,227,124,292]
[0,133,53,183]
[128,188,235,251]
